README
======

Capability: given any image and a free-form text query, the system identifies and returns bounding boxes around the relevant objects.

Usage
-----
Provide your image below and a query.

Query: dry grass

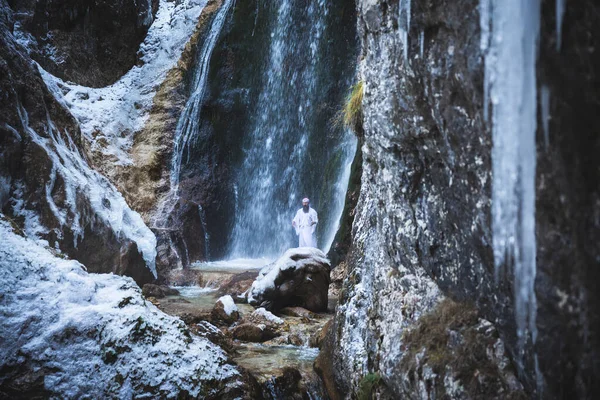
[333,80,364,135]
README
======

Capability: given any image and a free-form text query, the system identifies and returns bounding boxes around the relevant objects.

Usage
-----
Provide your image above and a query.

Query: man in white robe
[292,198,318,248]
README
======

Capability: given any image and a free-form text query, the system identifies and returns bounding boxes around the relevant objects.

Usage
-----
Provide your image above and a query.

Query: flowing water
[228,1,357,259]
[152,0,234,229]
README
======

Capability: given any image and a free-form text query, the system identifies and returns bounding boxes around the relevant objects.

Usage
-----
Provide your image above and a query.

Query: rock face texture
[323,0,600,399]
[0,1,156,285]
[248,248,331,312]
[9,0,158,87]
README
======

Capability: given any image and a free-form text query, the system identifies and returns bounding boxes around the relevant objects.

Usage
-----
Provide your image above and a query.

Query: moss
[400,299,527,398]
[357,373,381,400]
[401,299,478,374]
[1,214,25,237]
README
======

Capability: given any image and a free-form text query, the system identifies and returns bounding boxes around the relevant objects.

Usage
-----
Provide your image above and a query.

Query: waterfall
[481,0,540,358]
[228,1,357,259]
[153,0,233,229]
[171,0,234,191]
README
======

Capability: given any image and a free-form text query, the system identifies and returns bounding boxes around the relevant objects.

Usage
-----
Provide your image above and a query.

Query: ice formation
[0,218,239,398]
[13,104,157,275]
[399,0,411,62]
[556,0,566,51]
[481,0,540,347]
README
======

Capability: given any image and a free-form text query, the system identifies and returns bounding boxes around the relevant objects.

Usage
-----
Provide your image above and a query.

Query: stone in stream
[164,268,204,287]
[218,270,259,300]
[141,284,180,299]
[248,248,331,312]
[231,323,277,343]
[212,295,240,325]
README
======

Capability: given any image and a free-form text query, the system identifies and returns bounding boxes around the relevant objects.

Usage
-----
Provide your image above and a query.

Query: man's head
[302,198,309,212]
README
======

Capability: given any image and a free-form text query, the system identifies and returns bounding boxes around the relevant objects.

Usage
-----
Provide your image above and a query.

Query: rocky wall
[321,0,600,398]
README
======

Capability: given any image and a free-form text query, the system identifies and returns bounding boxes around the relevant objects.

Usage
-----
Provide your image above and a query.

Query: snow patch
[252,308,284,325]
[0,217,239,398]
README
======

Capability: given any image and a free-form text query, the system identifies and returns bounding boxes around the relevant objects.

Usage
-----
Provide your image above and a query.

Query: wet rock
[263,367,304,400]
[155,299,212,325]
[212,295,240,325]
[0,1,156,286]
[218,270,259,299]
[309,319,332,349]
[279,307,315,319]
[192,321,236,353]
[327,260,348,299]
[327,0,600,398]
[141,284,179,299]
[231,323,267,343]
[248,248,331,312]
[9,0,159,87]
[163,268,204,287]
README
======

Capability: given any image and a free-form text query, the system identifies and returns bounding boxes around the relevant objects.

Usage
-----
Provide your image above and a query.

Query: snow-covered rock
[0,218,243,398]
[248,247,331,312]
[211,295,240,325]
[218,295,238,316]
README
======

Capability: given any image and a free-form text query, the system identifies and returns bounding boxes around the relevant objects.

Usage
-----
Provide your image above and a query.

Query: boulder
[231,323,265,343]
[212,295,240,325]
[218,270,259,299]
[164,268,204,287]
[247,248,331,312]
[141,284,179,299]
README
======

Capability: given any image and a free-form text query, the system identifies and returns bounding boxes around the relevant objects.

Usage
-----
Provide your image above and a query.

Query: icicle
[419,30,424,58]
[482,0,540,358]
[541,85,551,149]
[398,0,411,62]
[556,0,565,51]
[198,205,211,260]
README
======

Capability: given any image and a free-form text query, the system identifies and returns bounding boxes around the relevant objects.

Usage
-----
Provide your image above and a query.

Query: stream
[153,259,334,398]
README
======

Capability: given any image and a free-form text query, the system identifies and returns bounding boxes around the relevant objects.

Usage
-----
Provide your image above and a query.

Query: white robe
[292,207,318,248]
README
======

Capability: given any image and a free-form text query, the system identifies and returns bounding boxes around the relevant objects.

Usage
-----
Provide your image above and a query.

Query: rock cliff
[0,0,156,284]
[321,0,600,398]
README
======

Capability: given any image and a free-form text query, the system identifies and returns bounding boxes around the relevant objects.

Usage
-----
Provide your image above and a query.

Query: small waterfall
[153,0,233,229]
[171,0,234,191]
[481,0,541,387]
[229,1,357,259]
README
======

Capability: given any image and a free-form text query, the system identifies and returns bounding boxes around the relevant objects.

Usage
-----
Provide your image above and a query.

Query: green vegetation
[357,373,381,400]
[334,81,364,135]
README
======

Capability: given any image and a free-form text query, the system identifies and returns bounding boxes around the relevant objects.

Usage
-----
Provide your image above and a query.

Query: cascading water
[153,0,233,229]
[481,0,542,389]
[228,1,357,259]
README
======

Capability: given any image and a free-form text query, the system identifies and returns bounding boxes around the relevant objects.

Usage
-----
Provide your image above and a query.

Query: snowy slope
[0,218,240,398]
[38,0,208,165]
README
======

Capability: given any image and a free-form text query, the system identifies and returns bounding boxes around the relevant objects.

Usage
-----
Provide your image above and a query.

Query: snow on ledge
[40,0,209,165]
[0,218,239,398]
